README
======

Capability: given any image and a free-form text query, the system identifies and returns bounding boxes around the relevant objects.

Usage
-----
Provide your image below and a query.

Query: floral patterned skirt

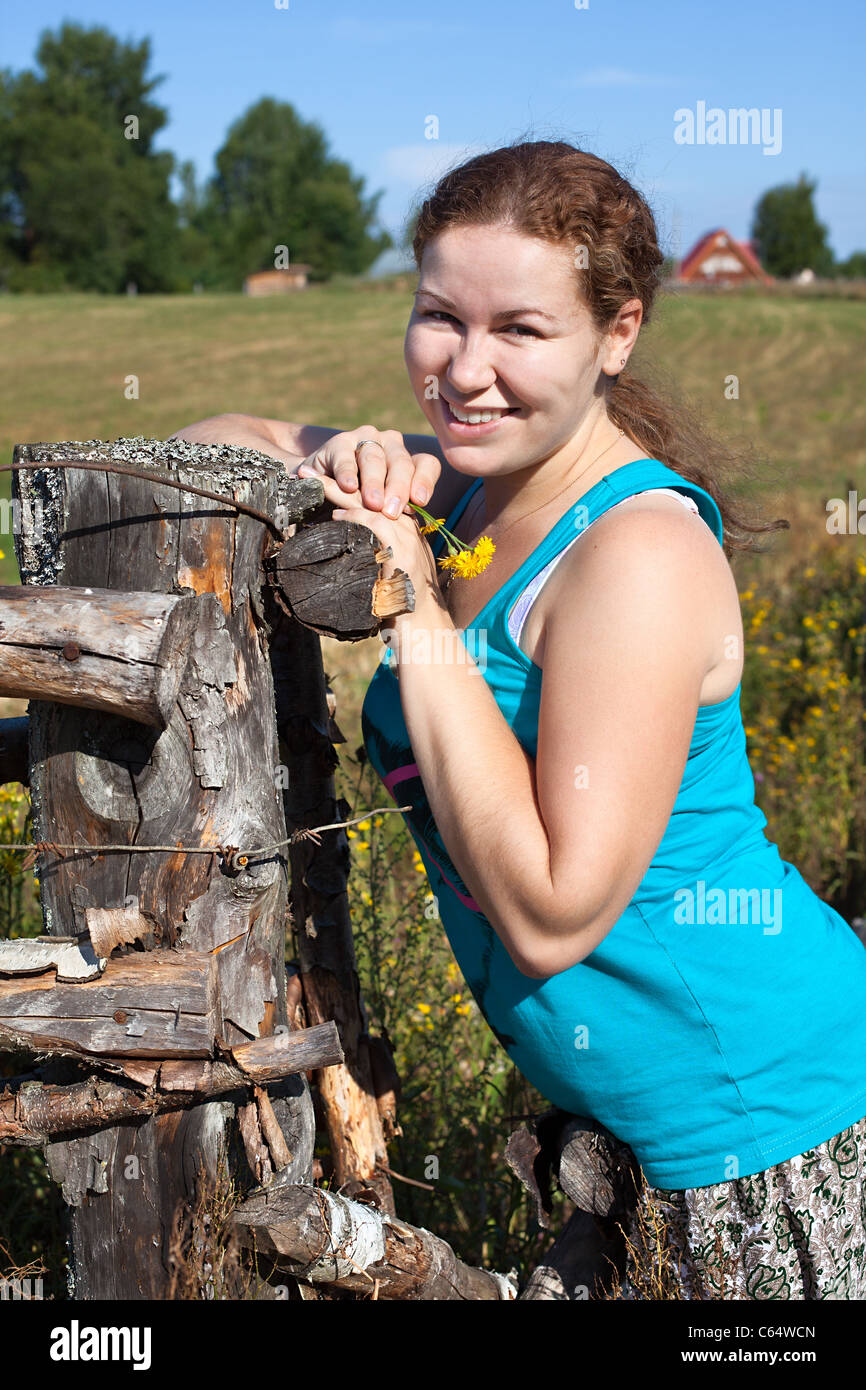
[615,1113,866,1300]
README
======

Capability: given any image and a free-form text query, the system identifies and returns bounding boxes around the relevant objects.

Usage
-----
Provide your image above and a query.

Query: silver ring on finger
[354,439,383,459]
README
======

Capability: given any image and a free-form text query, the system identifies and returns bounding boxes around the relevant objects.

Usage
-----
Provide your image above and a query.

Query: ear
[599,298,643,378]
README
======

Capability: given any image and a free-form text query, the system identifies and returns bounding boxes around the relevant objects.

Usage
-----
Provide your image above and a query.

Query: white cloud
[567,67,677,88]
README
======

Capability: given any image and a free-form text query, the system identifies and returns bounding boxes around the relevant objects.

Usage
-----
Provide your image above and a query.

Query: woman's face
[404,223,617,478]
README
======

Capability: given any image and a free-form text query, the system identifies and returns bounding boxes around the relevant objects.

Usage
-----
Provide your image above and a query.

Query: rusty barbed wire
[0,805,412,875]
[0,459,308,541]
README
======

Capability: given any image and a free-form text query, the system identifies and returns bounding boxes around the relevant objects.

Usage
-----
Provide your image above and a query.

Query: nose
[444,330,499,397]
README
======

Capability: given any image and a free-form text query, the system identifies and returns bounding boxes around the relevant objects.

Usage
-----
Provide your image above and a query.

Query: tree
[0,22,181,292]
[751,174,835,278]
[198,98,392,287]
[836,250,866,279]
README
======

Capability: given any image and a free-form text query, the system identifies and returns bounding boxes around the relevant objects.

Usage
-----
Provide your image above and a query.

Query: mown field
[1,284,864,1296]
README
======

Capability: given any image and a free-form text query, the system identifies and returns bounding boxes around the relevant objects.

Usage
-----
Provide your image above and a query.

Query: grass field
[2,281,863,721]
[1,284,864,1292]
[1,282,864,572]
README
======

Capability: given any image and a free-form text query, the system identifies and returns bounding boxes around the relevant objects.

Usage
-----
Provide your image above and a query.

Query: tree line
[0,22,862,294]
[0,22,393,293]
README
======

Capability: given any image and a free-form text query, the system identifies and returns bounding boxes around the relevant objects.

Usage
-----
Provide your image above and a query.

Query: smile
[442,399,520,429]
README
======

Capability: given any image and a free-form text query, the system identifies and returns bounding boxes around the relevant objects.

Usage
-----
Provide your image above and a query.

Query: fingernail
[414,486,429,505]
[384,496,401,518]
[367,489,383,505]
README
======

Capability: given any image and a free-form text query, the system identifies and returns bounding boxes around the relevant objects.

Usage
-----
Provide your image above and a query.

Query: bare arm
[167,413,319,470]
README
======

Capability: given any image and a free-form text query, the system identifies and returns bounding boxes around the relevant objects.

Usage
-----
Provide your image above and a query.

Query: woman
[175,140,866,1299]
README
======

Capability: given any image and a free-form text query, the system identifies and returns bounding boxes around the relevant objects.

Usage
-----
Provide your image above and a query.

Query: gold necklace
[440,427,625,591]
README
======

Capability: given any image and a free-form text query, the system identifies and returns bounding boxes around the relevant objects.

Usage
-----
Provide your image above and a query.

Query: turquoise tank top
[360,458,866,1189]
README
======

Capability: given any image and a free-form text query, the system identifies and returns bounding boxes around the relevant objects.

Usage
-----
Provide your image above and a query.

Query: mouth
[441,398,520,434]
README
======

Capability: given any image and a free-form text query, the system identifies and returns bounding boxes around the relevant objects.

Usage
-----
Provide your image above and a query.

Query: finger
[407,451,443,508]
[353,434,389,508]
[315,472,367,508]
[377,434,418,518]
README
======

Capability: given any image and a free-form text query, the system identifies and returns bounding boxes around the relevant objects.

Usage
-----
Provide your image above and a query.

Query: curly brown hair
[410,138,788,558]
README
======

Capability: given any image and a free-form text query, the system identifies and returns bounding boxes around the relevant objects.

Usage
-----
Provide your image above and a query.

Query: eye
[418,310,541,338]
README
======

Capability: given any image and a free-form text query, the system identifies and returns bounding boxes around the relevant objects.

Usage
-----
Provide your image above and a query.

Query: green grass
[1,283,864,591]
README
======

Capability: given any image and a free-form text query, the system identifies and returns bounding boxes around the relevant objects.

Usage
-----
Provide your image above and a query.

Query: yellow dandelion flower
[419,517,447,535]
[417,1003,431,1015]
[788,657,803,670]
[438,536,496,579]
[472,535,496,567]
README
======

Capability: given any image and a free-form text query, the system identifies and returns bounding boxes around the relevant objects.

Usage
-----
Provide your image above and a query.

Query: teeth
[449,403,510,424]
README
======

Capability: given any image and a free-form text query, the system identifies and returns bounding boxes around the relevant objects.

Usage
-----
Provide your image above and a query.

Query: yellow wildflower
[438,536,496,579]
[417,1003,431,1015]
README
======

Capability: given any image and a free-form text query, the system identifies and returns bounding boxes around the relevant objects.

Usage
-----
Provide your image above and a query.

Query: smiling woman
[348,138,866,1301]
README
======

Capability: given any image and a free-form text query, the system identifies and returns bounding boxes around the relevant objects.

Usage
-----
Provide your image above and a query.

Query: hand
[313,471,449,627]
[294,427,441,518]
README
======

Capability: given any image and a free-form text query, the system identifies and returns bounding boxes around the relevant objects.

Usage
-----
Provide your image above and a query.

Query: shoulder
[566,489,728,589]
[541,490,736,668]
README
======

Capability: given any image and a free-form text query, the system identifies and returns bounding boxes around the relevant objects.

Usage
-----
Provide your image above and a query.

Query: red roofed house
[676,230,773,286]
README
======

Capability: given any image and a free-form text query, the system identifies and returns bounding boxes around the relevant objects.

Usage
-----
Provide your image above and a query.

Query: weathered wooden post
[0,435,536,1301]
[2,436,380,1298]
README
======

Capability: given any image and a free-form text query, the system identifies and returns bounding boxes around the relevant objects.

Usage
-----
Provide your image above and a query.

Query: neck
[478,408,629,530]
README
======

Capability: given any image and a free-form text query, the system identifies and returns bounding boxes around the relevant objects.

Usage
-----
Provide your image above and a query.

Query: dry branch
[0,1021,341,1147]
[233,1182,517,1300]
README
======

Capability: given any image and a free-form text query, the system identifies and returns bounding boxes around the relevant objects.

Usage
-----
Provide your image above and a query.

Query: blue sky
[2,0,863,262]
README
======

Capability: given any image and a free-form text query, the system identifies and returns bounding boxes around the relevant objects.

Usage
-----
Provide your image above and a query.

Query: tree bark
[9,436,325,1299]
